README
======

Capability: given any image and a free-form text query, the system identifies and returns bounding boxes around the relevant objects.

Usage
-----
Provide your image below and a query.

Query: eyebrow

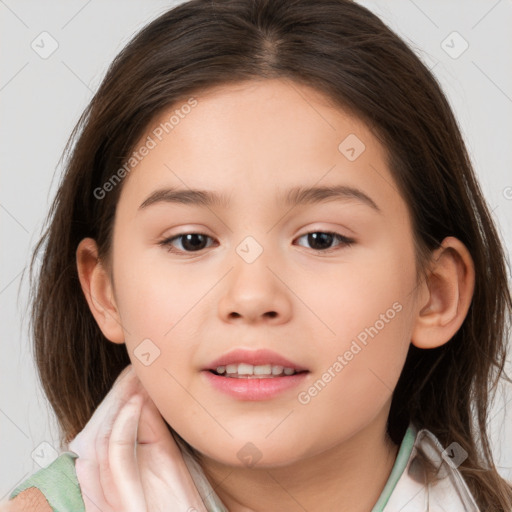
[138,185,381,213]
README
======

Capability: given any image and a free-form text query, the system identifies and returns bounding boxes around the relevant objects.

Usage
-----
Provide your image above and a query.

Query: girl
[5,0,512,510]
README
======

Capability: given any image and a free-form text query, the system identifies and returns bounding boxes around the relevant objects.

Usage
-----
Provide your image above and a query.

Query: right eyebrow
[139,188,231,210]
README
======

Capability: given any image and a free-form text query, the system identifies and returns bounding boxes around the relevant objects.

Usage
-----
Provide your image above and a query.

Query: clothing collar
[379,423,480,511]
[178,422,480,512]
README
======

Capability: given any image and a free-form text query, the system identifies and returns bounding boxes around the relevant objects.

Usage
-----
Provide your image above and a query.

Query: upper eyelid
[161,230,355,251]
[162,229,353,241]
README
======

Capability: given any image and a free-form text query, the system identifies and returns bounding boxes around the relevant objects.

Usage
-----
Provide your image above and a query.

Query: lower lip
[202,370,309,400]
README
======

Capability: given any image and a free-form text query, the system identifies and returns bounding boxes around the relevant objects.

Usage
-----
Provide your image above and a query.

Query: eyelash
[158,231,355,255]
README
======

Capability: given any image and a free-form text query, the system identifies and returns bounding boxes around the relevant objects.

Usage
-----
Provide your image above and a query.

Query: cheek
[112,244,207,342]
[111,251,206,399]
[292,297,412,454]
[297,239,416,418]
[312,234,416,351]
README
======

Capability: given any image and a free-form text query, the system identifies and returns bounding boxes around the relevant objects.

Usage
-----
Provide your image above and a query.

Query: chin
[164,418,314,468]
[196,440,310,469]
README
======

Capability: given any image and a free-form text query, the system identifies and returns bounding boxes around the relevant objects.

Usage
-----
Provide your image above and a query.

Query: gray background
[1,0,511,499]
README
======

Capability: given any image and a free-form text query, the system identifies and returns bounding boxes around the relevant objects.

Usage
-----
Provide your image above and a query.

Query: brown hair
[26,0,512,509]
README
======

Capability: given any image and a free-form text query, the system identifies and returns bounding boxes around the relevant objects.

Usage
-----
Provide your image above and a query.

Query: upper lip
[204,348,309,372]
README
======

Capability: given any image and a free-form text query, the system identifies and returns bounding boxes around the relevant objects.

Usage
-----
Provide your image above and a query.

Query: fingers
[74,457,111,512]
[72,365,149,512]
[136,396,208,511]
[137,393,166,445]
[71,365,143,512]
[69,366,207,512]
[108,394,148,512]
[69,364,142,458]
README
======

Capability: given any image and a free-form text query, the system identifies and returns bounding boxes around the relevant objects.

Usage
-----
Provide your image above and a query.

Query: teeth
[238,363,254,375]
[215,364,297,377]
[272,365,284,375]
[253,364,272,375]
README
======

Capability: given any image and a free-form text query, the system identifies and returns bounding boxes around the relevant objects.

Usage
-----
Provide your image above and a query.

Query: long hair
[27,1,512,509]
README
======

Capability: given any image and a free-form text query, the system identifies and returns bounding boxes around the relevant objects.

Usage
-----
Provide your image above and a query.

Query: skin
[4,488,52,512]
[76,78,475,511]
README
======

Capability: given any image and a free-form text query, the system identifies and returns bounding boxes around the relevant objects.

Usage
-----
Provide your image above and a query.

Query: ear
[76,238,125,344]
[411,236,475,349]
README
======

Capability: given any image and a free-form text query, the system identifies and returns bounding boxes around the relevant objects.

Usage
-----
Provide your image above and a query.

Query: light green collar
[371,422,417,511]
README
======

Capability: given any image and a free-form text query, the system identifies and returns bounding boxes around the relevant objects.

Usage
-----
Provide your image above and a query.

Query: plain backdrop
[1,0,511,499]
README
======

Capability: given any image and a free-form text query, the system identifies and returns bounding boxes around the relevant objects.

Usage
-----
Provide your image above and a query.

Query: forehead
[116,78,406,221]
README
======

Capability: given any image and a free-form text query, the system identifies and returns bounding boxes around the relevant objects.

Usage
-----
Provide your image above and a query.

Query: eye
[294,231,354,253]
[158,230,354,255]
[158,232,216,254]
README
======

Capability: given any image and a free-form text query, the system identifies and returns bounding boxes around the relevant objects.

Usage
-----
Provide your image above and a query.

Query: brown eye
[295,231,354,252]
[159,233,216,253]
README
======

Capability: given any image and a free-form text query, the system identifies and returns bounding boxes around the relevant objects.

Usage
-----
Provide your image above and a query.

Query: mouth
[202,348,310,399]
[203,367,309,401]
[208,363,308,379]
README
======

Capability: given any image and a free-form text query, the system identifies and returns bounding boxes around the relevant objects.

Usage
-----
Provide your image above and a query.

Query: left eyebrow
[282,185,381,213]
[138,184,381,213]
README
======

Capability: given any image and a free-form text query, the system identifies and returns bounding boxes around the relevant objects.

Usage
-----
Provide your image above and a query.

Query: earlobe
[76,238,125,344]
[411,236,475,349]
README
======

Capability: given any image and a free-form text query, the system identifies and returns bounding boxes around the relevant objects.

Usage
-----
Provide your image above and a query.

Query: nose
[217,249,292,325]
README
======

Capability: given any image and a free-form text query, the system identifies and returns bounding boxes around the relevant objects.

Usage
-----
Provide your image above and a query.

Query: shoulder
[5,487,53,512]
[5,452,84,512]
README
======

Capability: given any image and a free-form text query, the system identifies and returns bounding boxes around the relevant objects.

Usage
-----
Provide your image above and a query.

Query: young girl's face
[107,78,422,466]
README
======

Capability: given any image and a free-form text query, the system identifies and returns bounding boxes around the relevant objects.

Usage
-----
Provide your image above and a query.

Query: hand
[68,364,208,512]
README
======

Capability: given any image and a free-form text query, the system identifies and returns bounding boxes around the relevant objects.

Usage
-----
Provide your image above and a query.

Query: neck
[199,414,400,512]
